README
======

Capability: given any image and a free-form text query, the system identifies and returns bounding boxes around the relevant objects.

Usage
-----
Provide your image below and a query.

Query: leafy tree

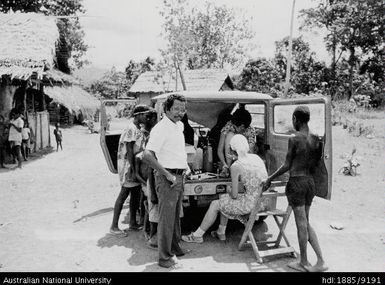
[274,36,329,95]
[86,67,130,99]
[234,58,282,96]
[125,57,155,83]
[0,0,89,72]
[87,58,156,99]
[299,0,384,99]
[159,0,256,70]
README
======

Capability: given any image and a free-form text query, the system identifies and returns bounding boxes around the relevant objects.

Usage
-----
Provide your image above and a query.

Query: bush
[332,100,378,137]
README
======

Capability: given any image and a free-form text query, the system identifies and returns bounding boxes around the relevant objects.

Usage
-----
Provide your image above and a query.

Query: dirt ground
[0,113,383,272]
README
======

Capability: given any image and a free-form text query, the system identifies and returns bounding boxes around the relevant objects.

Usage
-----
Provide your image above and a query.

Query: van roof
[152,90,273,103]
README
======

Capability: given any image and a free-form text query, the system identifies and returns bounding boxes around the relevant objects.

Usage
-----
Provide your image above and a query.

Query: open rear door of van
[266,97,332,200]
[100,99,137,174]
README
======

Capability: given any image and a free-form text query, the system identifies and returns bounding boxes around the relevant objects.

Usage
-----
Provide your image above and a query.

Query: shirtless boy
[262,105,328,272]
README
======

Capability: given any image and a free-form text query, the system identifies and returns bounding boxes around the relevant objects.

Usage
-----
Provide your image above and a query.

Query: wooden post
[39,82,46,111]
[47,111,51,147]
[176,61,187,91]
[40,113,43,149]
[23,81,27,116]
[283,0,296,98]
[34,114,38,152]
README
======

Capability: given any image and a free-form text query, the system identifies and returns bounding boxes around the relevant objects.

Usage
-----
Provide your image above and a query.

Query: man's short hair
[232,108,252,128]
[163,94,186,112]
[293,106,310,123]
[133,104,151,116]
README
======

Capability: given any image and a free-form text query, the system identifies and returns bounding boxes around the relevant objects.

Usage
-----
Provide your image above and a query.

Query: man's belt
[165,168,185,175]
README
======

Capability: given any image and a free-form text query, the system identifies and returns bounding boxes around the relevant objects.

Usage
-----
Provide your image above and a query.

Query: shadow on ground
[0,147,54,172]
[96,207,297,272]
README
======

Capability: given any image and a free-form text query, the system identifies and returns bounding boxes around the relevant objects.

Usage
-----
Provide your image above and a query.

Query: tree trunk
[330,36,337,98]
[348,46,355,100]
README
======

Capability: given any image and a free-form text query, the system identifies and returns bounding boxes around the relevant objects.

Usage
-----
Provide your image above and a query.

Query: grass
[332,100,382,137]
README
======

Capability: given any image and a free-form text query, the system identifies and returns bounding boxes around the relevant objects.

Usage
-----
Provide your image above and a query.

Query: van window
[245,104,265,128]
[105,101,137,132]
[273,103,325,136]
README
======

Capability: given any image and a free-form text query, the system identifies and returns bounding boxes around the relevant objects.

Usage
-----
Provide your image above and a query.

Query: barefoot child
[262,106,328,272]
[53,123,63,151]
[0,115,7,168]
[21,120,31,161]
[134,110,159,248]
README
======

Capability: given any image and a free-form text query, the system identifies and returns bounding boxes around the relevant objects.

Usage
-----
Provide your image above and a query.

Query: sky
[79,0,328,72]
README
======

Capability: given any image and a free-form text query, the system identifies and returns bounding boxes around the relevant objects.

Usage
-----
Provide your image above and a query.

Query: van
[100,91,332,211]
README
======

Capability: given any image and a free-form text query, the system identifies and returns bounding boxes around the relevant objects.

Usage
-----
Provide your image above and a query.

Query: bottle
[194,147,204,170]
[203,138,213,172]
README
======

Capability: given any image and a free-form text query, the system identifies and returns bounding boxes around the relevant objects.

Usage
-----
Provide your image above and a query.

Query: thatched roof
[44,86,100,118]
[0,12,59,80]
[129,69,234,93]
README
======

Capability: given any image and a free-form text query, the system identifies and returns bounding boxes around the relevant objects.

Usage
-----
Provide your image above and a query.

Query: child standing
[21,120,31,161]
[53,123,63,151]
[8,110,24,168]
[0,115,7,168]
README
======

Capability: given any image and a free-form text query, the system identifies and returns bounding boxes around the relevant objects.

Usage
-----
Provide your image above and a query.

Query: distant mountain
[73,66,109,86]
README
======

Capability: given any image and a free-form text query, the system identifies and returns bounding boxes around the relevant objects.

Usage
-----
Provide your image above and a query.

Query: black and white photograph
[0,0,383,276]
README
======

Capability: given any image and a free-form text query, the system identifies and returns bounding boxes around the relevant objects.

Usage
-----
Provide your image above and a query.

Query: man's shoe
[210,230,226,241]
[125,224,143,231]
[158,256,178,268]
[181,233,203,243]
[173,248,192,257]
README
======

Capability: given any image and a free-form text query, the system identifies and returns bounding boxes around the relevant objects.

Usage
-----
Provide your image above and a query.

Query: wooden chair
[238,183,297,263]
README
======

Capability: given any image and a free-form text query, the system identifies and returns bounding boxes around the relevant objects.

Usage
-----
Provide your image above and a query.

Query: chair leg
[238,199,263,250]
[248,232,263,263]
[273,216,291,247]
[275,206,292,247]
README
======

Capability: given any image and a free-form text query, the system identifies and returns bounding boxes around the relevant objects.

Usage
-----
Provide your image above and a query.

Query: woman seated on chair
[182,134,268,243]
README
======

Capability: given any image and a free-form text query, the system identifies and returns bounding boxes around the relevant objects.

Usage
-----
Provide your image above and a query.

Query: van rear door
[100,99,137,174]
[266,97,332,200]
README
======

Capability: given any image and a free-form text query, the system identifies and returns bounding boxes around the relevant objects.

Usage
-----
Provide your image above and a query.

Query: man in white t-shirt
[8,110,24,168]
[143,94,191,269]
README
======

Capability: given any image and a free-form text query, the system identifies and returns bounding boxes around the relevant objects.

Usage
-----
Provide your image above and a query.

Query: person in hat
[109,104,152,236]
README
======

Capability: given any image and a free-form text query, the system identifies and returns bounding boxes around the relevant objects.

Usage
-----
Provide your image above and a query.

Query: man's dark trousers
[155,172,184,264]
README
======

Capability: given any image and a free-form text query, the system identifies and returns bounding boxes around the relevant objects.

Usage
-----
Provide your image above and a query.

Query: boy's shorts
[285,176,315,207]
[142,181,184,223]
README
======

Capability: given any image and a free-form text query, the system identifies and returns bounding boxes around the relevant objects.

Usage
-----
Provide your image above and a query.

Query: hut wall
[47,102,75,126]
[0,84,17,119]
[27,111,51,152]
[48,102,60,124]
[137,93,153,106]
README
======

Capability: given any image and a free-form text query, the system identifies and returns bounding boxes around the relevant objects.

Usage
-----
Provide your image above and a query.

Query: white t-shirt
[8,117,23,143]
[22,127,31,140]
[146,115,188,169]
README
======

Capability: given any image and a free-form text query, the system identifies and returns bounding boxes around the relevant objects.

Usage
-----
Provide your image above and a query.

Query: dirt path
[0,120,383,272]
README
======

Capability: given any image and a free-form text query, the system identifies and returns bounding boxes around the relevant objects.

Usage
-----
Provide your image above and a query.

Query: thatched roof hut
[0,12,59,81]
[0,12,98,124]
[44,85,99,119]
[130,69,234,93]
[129,69,234,105]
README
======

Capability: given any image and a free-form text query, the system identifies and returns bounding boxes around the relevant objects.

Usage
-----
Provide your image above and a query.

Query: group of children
[0,109,33,169]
